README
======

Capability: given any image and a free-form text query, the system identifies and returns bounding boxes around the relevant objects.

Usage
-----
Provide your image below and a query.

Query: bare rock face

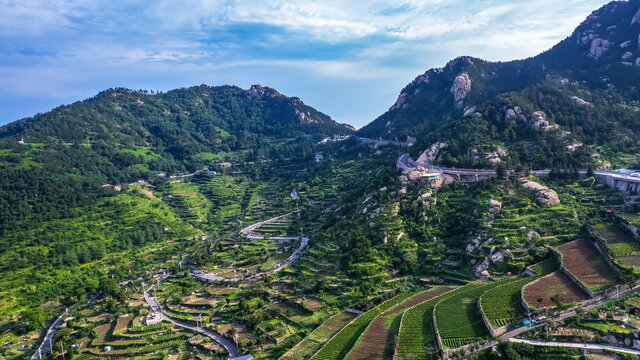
[295,109,316,124]
[632,6,640,25]
[527,230,540,240]
[505,108,516,119]
[407,170,423,181]
[531,111,549,127]
[245,84,286,99]
[451,73,471,106]
[589,38,612,59]
[570,96,591,106]
[417,142,447,165]
[390,92,408,111]
[565,142,582,152]
[521,180,560,207]
[530,111,557,131]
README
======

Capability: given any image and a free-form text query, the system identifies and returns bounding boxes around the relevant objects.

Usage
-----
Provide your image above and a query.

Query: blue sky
[0,0,610,128]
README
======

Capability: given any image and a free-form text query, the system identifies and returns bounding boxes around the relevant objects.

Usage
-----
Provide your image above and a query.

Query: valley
[4,1,640,360]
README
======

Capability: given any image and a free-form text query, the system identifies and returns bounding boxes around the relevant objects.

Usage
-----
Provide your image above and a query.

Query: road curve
[144,276,241,358]
[30,292,100,360]
[192,212,308,283]
[29,310,67,360]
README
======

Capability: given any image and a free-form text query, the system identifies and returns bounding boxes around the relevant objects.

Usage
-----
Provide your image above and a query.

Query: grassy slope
[0,185,200,318]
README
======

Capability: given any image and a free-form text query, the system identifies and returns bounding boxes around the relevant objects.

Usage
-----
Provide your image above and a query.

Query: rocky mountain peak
[570,0,640,65]
[245,84,286,99]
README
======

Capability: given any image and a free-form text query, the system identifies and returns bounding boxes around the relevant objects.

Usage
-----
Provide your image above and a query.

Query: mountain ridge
[358,0,640,170]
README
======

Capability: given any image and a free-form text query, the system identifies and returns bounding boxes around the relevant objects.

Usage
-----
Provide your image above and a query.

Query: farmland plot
[595,223,640,266]
[394,287,464,360]
[557,239,617,290]
[346,287,452,360]
[480,259,557,328]
[480,277,535,328]
[311,293,413,360]
[435,280,518,348]
[280,312,357,360]
[523,271,590,308]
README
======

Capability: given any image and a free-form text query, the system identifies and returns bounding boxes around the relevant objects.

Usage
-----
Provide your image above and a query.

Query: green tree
[21,307,46,331]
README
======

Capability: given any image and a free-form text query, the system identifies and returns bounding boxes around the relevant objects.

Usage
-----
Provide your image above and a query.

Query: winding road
[192,212,308,283]
[144,274,246,359]
[30,292,100,360]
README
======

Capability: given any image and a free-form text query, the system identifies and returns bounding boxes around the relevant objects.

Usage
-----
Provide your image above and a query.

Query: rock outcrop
[489,199,502,213]
[530,111,557,131]
[486,148,508,164]
[390,92,408,111]
[417,142,447,165]
[570,96,591,106]
[245,84,286,99]
[589,38,612,59]
[451,73,471,107]
[521,180,561,207]
[632,6,640,25]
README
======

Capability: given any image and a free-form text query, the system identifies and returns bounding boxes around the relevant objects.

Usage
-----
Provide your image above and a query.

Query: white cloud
[0,0,615,127]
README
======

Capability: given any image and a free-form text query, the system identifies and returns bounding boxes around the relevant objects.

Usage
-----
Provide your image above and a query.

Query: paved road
[397,154,634,181]
[240,212,298,240]
[193,213,309,283]
[30,292,100,360]
[144,276,242,358]
[509,338,640,355]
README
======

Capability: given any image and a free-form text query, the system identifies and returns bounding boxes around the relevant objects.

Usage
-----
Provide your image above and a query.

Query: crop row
[441,337,484,349]
[434,282,495,345]
[311,293,413,360]
[394,288,461,360]
[479,276,537,328]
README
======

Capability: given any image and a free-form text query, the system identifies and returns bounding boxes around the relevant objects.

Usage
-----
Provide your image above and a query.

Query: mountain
[0,83,352,240]
[359,0,640,170]
[1,84,352,167]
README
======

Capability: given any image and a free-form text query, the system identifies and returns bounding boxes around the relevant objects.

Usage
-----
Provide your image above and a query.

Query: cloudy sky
[0,0,610,128]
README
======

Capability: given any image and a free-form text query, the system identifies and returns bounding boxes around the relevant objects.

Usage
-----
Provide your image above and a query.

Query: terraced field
[523,271,590,308]
[252,218,296,237]
[434,280,519,349]
[480,259,558,329]
[557,239,617,290]
[346,287,452,360]
[594,223,640,266]
[395,283,500,359]
[68,298,225,359]
[280,312,357,360]
[310,293,413,360]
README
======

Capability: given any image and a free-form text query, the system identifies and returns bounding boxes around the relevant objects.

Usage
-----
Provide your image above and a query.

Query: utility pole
[616,284,620,300]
